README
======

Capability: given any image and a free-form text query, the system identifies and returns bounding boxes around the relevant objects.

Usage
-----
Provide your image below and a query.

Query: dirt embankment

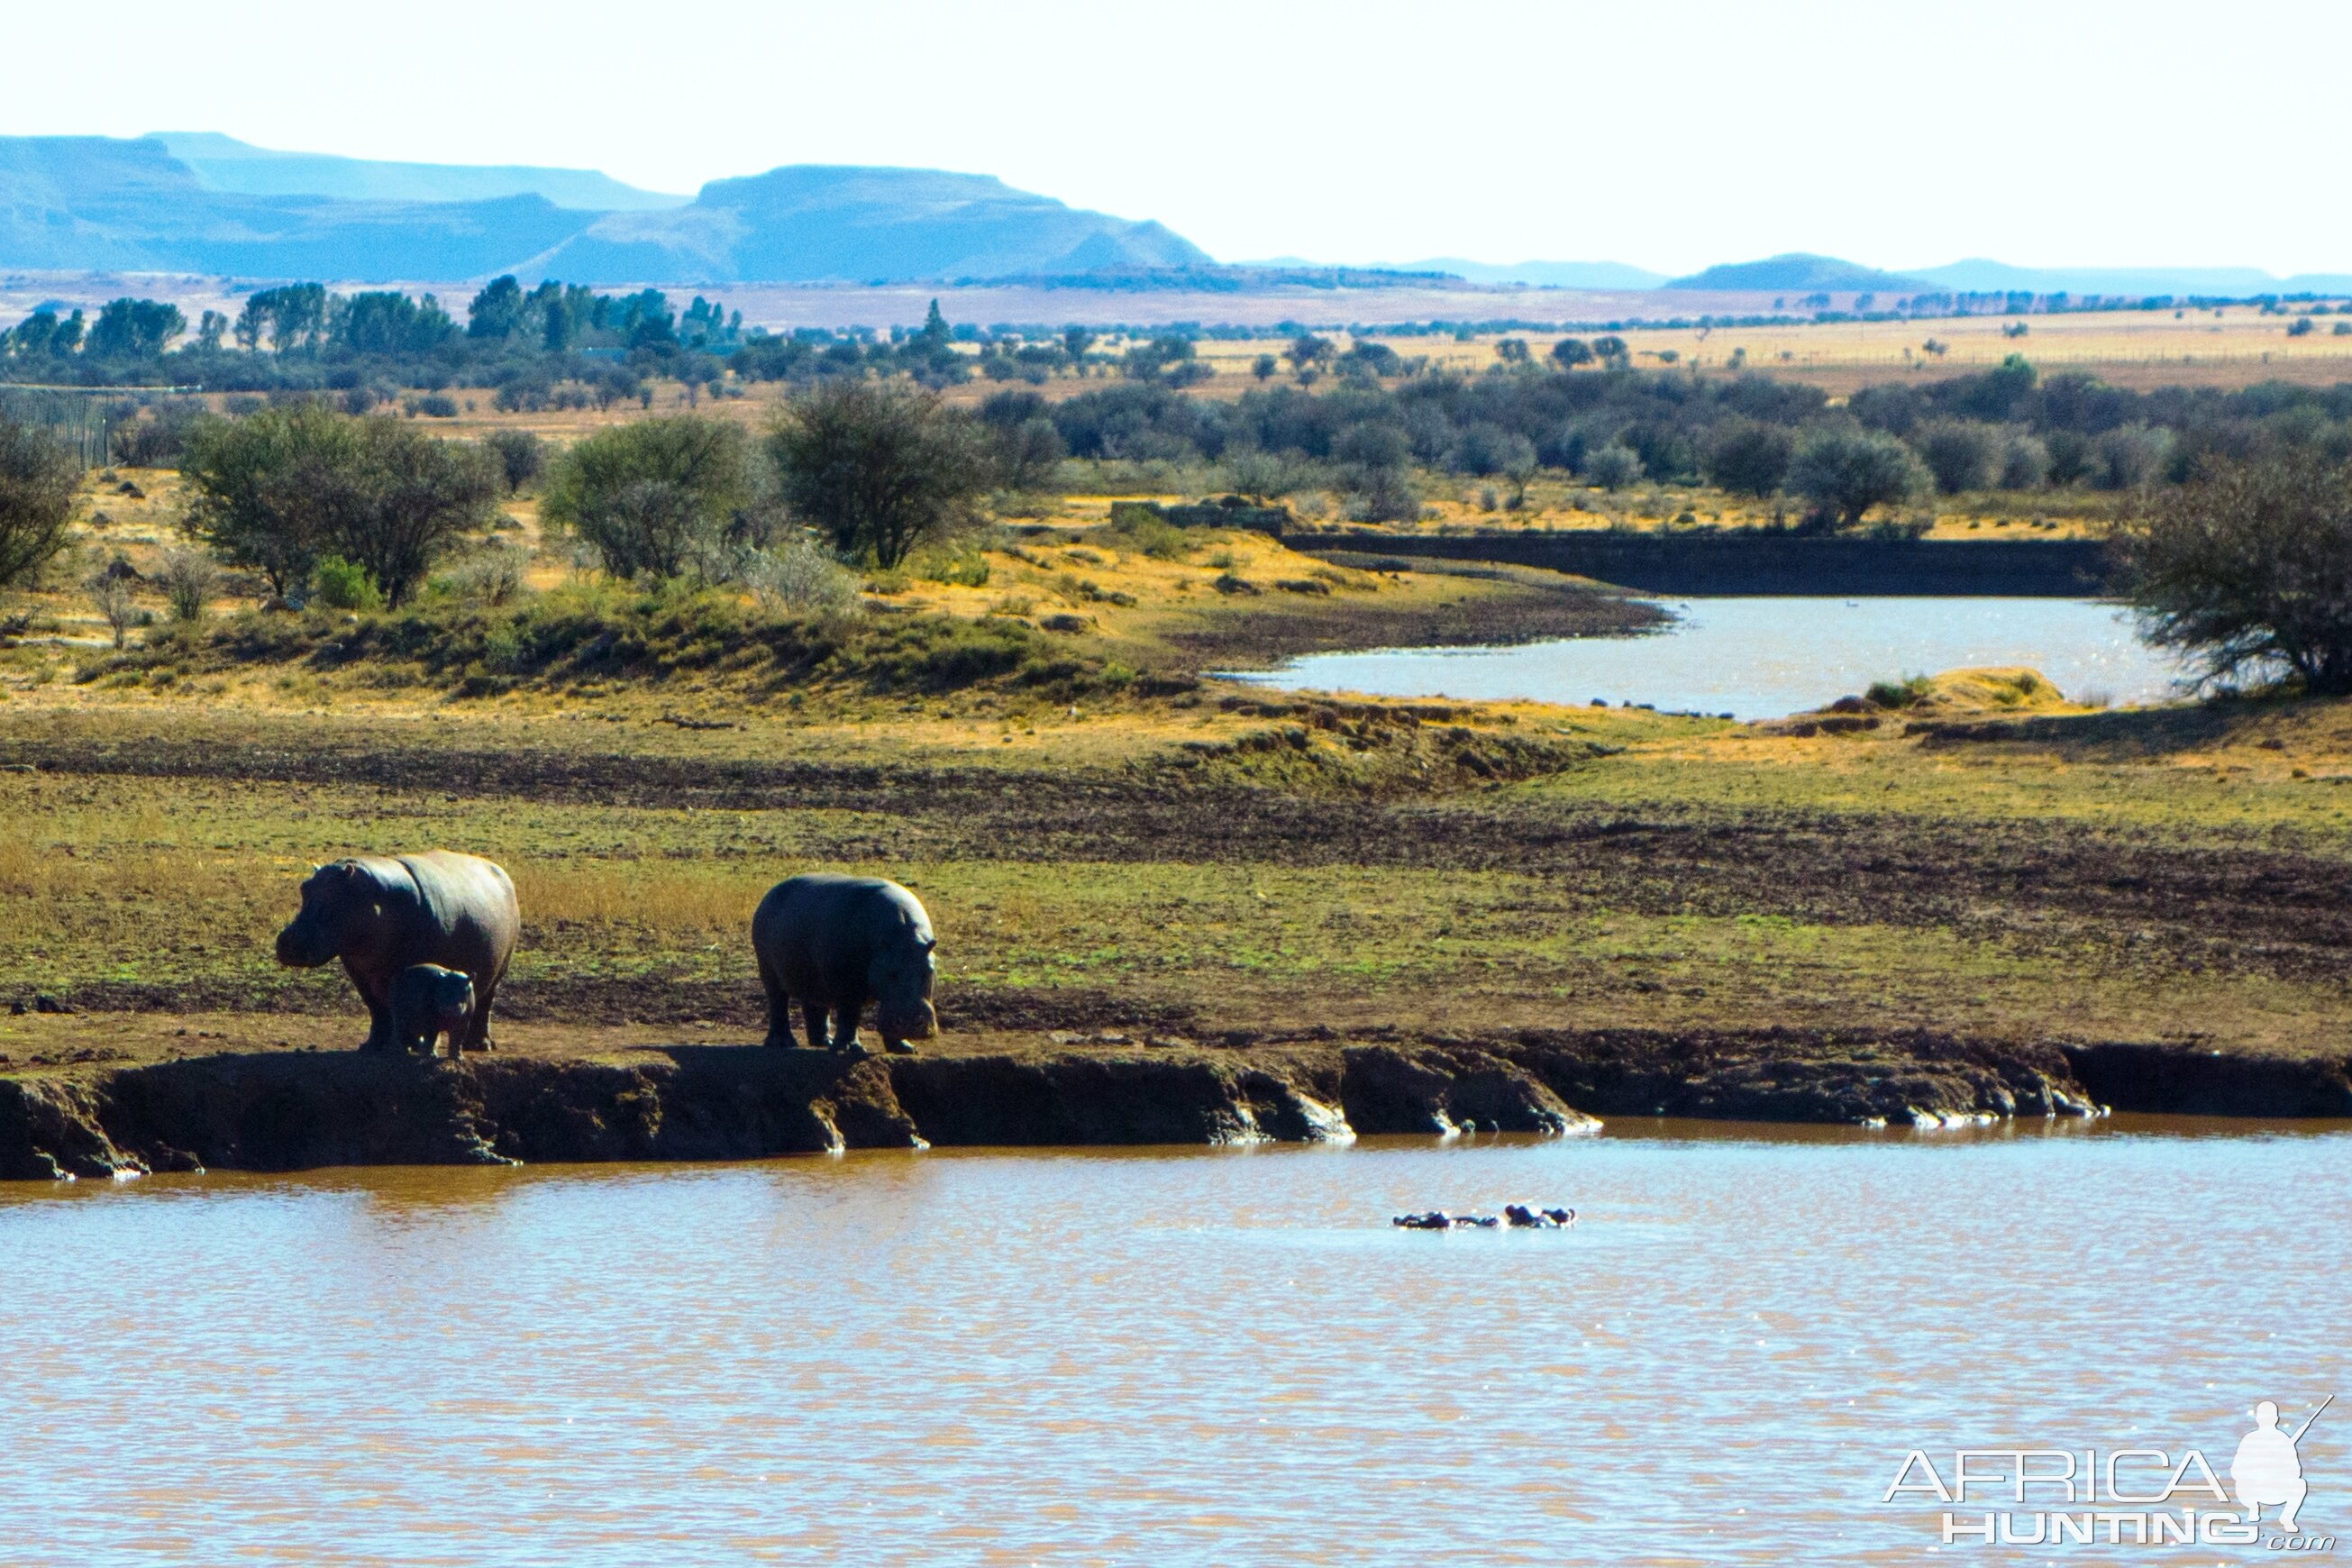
[5,1029,2345,1180]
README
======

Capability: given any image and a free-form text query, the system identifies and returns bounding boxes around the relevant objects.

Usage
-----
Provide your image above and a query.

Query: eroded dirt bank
[5,1029,2345,1180]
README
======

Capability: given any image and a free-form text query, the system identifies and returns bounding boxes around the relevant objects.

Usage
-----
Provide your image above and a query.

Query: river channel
[1235,596,2194,719]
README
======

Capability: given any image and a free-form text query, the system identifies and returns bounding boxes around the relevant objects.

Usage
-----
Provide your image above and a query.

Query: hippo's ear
[919,935,937,952]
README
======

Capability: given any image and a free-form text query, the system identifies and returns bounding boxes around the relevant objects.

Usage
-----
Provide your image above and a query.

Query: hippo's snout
[275,920,330,969]
[880,998,939,1042]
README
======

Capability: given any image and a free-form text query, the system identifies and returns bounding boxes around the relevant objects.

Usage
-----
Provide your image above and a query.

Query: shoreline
[6,1029,2347,1180]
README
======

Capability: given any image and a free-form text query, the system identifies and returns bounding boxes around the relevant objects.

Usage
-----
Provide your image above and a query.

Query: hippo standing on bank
[752,873,937,1056]
[275,852,520,1053]
[389,964,477,1060]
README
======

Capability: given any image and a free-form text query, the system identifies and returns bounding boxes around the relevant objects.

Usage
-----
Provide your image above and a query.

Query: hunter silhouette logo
[2235,1396,2329,1536]
[1884,1394,2335,1548]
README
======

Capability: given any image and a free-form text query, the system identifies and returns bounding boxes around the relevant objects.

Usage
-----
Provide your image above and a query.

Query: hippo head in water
[872,932,939,1044]
[275,861,389,969]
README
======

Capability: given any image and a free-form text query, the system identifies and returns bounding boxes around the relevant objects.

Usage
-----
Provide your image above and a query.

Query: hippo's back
[754,874,930,966]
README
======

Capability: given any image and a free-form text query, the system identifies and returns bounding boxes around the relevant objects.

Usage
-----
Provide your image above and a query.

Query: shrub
[907,539,991,587]
[1788,426,1927,527]
[313,555,384,611]
[769,381,993,569]
[2000,435,2050,490]
[485,429,546,493]
[0,417,78,592]
[2115,451,2352,693]
[86,564,140,647]
[2093,425,2172,490]
[1585,442,1644,491]
[438,541,532,607]
[1102,512,1191,561]
[1864,673,1935,708]
[1705,419,1793,497]
[1912,420,2003,495]
[154,546,222,621]
[1346,467,1421,523]
[542,416,753,580]
[740,536,862,619]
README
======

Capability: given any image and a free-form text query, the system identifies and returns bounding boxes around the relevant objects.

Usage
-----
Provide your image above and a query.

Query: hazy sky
[7,0,2347,276]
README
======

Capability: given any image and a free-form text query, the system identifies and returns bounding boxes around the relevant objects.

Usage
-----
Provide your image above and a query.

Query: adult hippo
[751,873,937,1056]
[389,963,477,1060]
[276,852,519,1053]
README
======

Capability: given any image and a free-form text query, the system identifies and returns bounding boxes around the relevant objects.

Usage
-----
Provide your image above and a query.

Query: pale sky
[6,0,2348,277]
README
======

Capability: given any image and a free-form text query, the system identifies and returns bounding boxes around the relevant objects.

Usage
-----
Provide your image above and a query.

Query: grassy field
[5,497,2349,1080]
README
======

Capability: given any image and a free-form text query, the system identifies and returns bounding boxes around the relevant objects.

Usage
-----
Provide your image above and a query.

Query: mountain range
[0,135,1207,283]
[1,134,2342,300]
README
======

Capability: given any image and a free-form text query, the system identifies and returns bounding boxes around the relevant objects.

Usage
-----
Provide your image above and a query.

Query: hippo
[389,964,476,1059]
[751,873,937,1056]
[275,852,519,1053]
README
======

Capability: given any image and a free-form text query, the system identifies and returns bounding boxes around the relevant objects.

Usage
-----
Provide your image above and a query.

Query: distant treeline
[985,351,2352,525]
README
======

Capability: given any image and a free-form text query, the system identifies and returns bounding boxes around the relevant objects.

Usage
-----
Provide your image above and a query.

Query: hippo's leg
[832,1004,866,1057]
[461,982,497,1053]
[759,959,793,1048]
[802,998,831,1053]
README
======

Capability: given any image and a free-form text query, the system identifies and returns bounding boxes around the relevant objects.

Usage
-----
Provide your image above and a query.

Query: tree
[542,417,754,580]
[2115,452,2352,694]
[334,420,499,606]
[1284,333,1335,376]
[87,564,139,648]
[1912,420,2004,495]
[486,430,546,493]
[1585,442,1644,491]
[1788,427,1927,526]
[182,406,495,606]
[0,418,79,592]
[1591,335,1630,369]
[1252,353,1279,382]
[1551,337,1594,369]
[1706,418,1793,497]
[1494,337,1531,365]
[181,403,360,598]
[87,298,186,359]
[768,382,992,569]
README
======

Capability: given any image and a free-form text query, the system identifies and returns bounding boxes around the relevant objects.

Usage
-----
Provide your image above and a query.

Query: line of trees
[1007,353,2352,528]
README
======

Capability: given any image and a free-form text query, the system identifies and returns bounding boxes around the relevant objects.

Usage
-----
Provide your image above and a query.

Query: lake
[1235,597,2196,719]
[5,1119,2346,1563]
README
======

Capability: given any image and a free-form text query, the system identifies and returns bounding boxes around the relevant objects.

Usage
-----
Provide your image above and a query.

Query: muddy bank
[1287,530,2112,597]
[5,1029,2344,1179]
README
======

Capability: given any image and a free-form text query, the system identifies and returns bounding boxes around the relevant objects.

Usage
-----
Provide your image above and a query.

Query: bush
[1864,673,1935,708]
[1585,443,1644,491]
[0,417,78,593]
[154,546,222,621]
[907,539,991,587]
[542,416,754,580]
[1346,467,1421,523]
[485,429,546,493]
[1102,512,1191,561]
[740,535,862,619]
[86,564,140,648]
[108,400,205,468]
[1912,420,2003,495]
[1788,427,1927,527]
[770,381,993,569]
[408,394,460,419]
[1705,419,1792,497]
[313,555,384,611]
[437,541,532,607]
[2000,435,2050,490]
[2115,451,2352,693]
[2093,424,2171,490]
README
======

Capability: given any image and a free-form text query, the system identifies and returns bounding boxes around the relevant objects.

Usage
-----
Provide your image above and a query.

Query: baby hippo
[390,964,476,1059]
[752,873,937,1056]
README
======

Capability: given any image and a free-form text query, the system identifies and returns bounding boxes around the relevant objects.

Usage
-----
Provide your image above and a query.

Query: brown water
[4,1117,2347,1564]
